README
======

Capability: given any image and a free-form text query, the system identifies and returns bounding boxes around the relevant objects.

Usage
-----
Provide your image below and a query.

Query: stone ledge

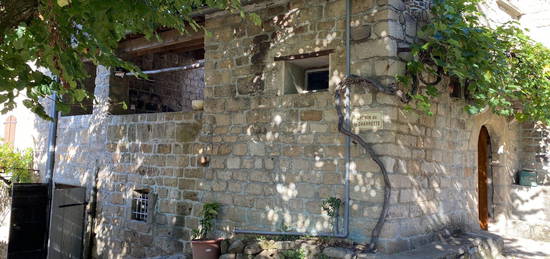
[355,231,503,259]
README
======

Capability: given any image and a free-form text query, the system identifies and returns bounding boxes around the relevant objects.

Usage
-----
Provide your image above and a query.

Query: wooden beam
[132,38,204,56]
[119,29,204,55]
[274,49,334,62]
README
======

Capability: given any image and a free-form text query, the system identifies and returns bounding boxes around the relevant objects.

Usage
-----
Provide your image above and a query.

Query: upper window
[111,31,205,115]
[278,50,332,95]
[497,0,523,20]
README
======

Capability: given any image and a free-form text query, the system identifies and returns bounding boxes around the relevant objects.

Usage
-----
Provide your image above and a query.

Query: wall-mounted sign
[352,112,384,131]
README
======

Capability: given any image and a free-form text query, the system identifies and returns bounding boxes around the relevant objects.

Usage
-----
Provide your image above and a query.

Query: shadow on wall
[29,66,113,257]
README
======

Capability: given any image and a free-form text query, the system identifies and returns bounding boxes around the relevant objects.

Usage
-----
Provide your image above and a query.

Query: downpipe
[45,91,59,258]
[234,0,353,238]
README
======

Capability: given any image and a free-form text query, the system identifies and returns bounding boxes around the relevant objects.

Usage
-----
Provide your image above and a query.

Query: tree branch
[0,0,38,38]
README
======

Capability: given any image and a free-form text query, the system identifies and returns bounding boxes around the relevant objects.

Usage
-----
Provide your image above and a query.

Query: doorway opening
[478,125,493,230]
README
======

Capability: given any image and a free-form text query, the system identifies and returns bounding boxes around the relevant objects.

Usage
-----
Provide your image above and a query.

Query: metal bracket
[59,202,88,208]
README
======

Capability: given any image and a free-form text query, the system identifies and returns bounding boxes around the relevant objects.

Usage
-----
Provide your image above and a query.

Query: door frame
[478,126,492,230]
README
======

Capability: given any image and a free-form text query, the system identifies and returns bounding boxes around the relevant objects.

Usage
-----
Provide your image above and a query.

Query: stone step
[353,231,504,259]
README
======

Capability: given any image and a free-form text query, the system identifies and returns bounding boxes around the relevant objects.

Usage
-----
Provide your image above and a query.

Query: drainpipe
[44,91,59,258]
[343,0,352,239]
[234,0,352,239]
[45,92,59,195]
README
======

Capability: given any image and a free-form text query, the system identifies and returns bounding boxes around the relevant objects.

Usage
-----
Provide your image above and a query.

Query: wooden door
[48,185,87,259]
[478,126,490,230]
[8,184,49,259]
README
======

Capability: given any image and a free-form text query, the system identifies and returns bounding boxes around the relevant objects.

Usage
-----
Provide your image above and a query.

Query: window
[279,50,332,95]
[3,115,16,146]
[305,68,329,92]
[62,62,96,116]
[111,35,205,115]
[449,76,463,98]
[131,189,150,222]
[497,0,523,20]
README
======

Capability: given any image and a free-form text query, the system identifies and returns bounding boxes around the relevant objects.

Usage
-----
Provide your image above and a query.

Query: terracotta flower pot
[191,239,222,259]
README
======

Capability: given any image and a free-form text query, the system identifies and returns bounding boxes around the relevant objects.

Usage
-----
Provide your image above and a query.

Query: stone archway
[478,125,492,230]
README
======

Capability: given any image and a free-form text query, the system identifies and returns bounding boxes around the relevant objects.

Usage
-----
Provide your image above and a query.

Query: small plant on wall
[321,197,341,234]
[192,202,221,240]
[191,202,222,259]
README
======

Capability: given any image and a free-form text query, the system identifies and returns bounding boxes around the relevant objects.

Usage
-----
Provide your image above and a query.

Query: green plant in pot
[191,202,222,259]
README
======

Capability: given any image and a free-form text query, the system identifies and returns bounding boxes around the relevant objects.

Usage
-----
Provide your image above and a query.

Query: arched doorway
[478,126,493,230]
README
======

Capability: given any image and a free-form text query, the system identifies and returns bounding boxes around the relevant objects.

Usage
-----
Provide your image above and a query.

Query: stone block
[246,183,264,195]
[106,192,124,206]
[227,157,241,169]
[233,143,248,155]
[157,144,172,154]
[176,122,201,142]
[353,38,397,59]
[300,110,323,121]
[351,24,372,42]
[244,243,262,255]
[322,247,353,259]
[249,142,266,156]
[373,20,405,40]
[254,249,279,259]
[376,238,410,254]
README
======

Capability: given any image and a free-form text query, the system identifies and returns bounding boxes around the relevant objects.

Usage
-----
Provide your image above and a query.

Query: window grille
[131,190,149,221]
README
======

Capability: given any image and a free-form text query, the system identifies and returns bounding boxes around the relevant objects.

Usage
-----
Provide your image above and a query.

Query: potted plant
[191,202,222,259]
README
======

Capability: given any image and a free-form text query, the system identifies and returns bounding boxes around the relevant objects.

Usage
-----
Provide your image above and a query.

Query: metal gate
[48,184,87,259]
[8,184,49,259]
[7,183,86,259]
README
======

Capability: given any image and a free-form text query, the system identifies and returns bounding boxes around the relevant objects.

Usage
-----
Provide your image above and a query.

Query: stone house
[22,0,550,257]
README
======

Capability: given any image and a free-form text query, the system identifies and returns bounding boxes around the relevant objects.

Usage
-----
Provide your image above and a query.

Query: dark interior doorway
[8,184,49,259]
[7,183,86,259]
[478,126,492,230]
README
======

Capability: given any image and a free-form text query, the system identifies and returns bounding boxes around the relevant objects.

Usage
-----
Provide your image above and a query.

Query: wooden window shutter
[4,115,17,147]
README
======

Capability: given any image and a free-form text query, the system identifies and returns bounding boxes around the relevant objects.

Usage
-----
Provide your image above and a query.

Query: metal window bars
[131,190,149,221]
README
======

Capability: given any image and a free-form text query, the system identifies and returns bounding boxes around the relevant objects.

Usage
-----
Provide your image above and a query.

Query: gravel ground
[499,234,550,259]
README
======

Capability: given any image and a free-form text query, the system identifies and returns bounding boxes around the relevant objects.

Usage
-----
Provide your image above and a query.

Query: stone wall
[128,51,204,113]
[94,111,203,258]
[505,122,550,241]
[198,0,500,254]
[519,122,550,185]
[30,0,549,258]
[507,185,550,242]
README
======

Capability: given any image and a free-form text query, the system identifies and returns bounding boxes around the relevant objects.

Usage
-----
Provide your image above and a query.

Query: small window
[449,76,463,98]
[131,189,150,222]
[279,50,332,95]
[305,68,329,92]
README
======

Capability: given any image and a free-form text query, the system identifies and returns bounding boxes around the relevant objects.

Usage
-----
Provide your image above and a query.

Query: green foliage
[322,197,341,234]
[280,248,307,259]
[0,144,34,183]
[0,0,258,119]
[401,0,550,123]
[192,202,220,240]
[321,197,341,218]
[273,223,301,241]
